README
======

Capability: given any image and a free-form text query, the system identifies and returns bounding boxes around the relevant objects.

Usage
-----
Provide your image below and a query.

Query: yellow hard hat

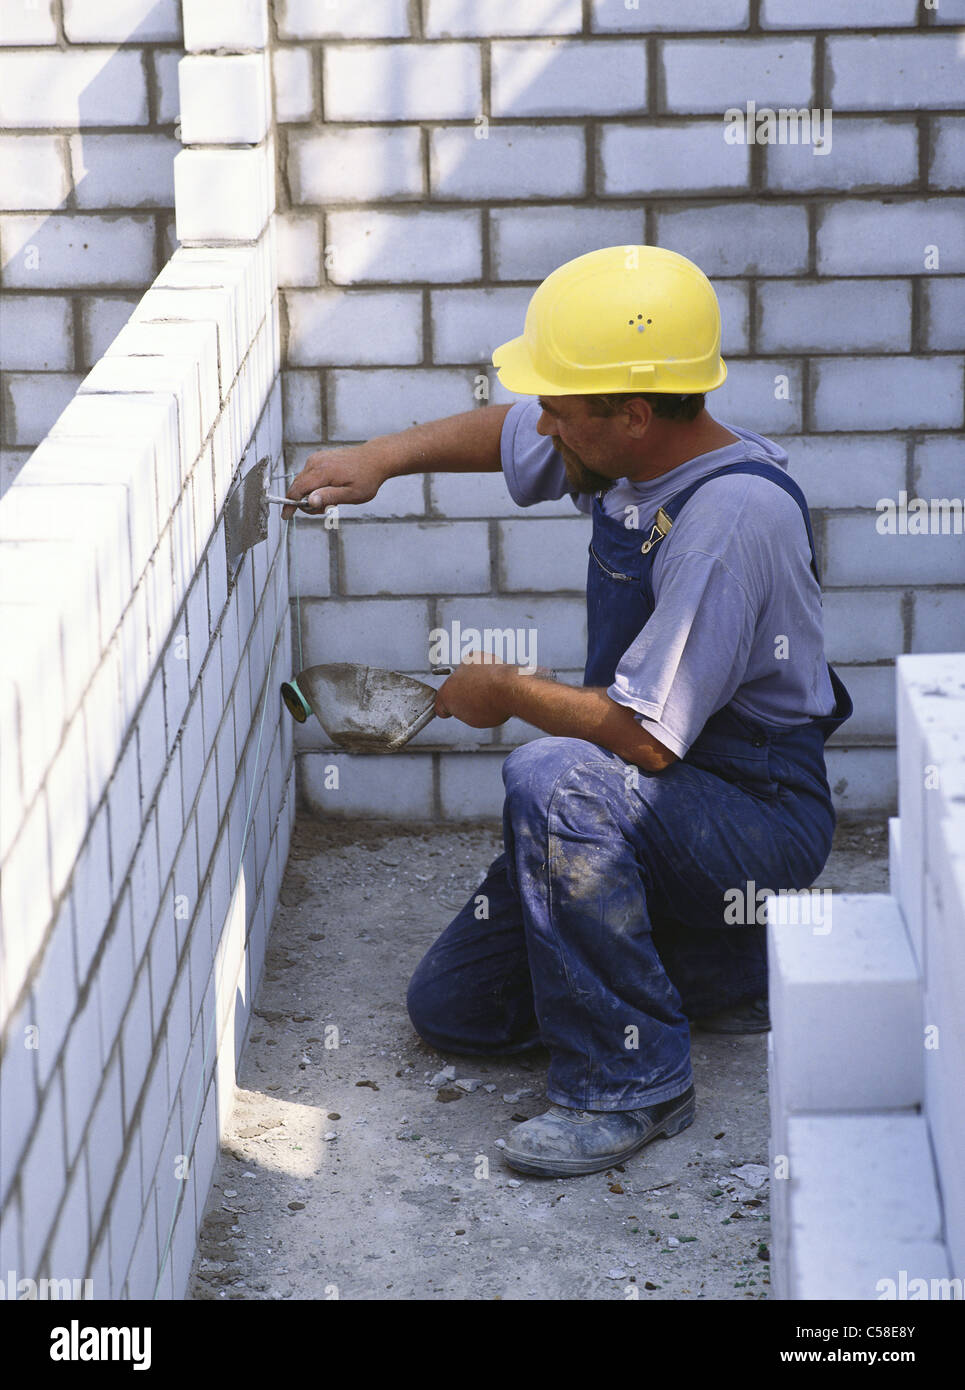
[492,245,727,396]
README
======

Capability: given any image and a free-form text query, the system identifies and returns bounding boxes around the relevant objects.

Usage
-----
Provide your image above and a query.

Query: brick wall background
[0,1,290,1300]
[0,0,184,486]
[271,0,965,821]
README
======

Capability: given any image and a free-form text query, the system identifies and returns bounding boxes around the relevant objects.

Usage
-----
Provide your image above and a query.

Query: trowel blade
[299,663,439,752]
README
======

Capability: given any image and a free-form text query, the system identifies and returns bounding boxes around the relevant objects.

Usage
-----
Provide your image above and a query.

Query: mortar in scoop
[280,663,452,752]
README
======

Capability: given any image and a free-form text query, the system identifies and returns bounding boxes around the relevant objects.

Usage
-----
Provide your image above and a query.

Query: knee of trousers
[502,736,626,829]
[405,958,447,1045]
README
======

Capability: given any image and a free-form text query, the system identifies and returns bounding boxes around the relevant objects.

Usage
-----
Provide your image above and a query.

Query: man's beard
[552,436,614,496]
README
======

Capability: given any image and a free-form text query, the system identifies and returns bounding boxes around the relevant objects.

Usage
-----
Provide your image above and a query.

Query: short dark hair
[585,391,705,423]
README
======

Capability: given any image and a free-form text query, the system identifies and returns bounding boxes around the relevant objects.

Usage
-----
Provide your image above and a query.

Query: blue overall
[407,460,853,1111]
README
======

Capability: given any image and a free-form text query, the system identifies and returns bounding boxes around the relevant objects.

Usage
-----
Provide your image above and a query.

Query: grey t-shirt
[500,399,836,758]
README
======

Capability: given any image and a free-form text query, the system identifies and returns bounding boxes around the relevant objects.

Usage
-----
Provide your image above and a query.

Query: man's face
[535,395,631,494]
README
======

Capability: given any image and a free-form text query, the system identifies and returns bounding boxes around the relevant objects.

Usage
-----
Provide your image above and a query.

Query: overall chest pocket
[588,542,639,584]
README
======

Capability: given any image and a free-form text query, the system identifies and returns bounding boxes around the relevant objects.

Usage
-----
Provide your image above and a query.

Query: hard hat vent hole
[628,315,653,330]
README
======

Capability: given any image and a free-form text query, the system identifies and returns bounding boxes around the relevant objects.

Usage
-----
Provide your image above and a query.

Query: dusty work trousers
[406,710,837,1111]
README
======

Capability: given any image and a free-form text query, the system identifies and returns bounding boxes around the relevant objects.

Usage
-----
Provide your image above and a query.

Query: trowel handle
[265,493,323,511]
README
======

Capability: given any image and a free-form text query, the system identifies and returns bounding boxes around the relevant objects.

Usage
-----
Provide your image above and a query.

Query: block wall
[272,0,965,819]
[0,1,290,1301]
[767,654,965,1299]
[0,0,185,489]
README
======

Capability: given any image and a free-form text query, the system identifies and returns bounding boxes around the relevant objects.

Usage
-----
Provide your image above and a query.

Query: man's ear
[623,396,655,437]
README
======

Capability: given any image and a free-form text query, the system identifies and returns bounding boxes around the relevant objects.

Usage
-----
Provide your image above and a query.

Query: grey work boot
[501,1085,696,1177]
[692,997,770,1034]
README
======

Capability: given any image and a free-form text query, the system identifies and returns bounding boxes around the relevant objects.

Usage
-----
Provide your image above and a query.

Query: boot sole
[501,1092,696,1178]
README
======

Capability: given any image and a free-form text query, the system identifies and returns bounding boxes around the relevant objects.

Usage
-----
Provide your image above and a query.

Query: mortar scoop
[280,663,453,752]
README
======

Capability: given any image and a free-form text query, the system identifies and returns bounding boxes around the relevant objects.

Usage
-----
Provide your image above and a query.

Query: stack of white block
[0,0,289,1299]
[768,653,965,1299]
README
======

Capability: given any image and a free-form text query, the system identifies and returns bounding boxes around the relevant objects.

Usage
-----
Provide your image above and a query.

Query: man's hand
[434,652,519,728]
[281,444,388,520]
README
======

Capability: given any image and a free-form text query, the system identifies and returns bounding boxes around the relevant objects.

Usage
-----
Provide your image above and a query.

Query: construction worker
[283,246,852,1178]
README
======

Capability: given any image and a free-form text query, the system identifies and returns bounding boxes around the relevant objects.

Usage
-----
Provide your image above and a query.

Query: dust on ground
[187,816,890,1302]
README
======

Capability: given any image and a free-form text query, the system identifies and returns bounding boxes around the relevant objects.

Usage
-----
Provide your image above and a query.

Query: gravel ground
[187,815,890,1302]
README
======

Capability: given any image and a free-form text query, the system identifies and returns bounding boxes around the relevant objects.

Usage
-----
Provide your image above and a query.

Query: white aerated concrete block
[341,521,490,597]
[492,41,645,117]
[106,319,220,442]
[768,893,922,1110]
[63,0,180,43]
[931,117,965,191]
[812,357,964,432]
[889,817,901,901]
[301,752,433,819]
[272,48,314,123]
[829,35,963,111]
[325,210,482,285]
[79,355,203,479]
[817,199,965,276]
[758,280,912,354]
[284,289,422,366]
[489,207,644,281]
[430,127,584,200]
[499,519,592,592]
[174,148,272,243]
[182,0,268,51]
[278,0,409,39]
[784,1115,946,1300]
[653,204,809,276]
[764,117,918,194]
[0,50,148,128]
[661,38,813,115]
[290,129,423,203]
[599,124,749,196]
[323,44,481,122]
[593,0,748,29]
[70,133,178,209]
[178,55,270,146]
[0,134,71,211]
[428,0,582,33]
[896,655,965,967]
[329,368,475,441]
[761,0,917,24]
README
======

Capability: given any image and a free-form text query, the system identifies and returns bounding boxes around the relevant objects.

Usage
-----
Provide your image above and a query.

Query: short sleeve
[607,549,758,758]
[500,399,590,513]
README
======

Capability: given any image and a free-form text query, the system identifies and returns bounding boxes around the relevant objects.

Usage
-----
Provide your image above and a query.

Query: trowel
[280,663,453,752]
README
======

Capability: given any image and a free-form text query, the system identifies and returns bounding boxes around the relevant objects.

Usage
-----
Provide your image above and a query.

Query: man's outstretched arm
[282,404,512,518]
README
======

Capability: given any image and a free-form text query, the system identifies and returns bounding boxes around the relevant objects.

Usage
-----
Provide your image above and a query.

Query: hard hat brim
[491,332,728,397]
[491,333,570,397]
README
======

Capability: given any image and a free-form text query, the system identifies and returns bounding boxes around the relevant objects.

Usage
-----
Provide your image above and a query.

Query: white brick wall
[0,1,289,1297]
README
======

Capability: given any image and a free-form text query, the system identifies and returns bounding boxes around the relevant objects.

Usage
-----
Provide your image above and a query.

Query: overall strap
[653,460,821,585]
